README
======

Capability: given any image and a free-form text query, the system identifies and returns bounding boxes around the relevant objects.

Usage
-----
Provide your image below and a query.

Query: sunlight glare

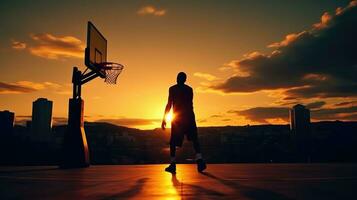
[165,111,174,123]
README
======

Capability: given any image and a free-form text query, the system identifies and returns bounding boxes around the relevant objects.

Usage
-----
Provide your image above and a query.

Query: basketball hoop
[63,22,126,168]
[99,62,124,84]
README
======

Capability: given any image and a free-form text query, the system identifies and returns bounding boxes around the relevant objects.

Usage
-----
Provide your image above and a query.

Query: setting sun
[165,111,174,123]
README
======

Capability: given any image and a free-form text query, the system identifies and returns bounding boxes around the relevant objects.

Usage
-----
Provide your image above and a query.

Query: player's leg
[165,142,176,173]
[170,144,176,162]
[192,136,202,158]
[191,135,206,172]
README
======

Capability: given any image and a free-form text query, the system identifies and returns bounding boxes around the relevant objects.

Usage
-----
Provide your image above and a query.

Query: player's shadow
[171,174,225,198]
[102,178,149,200]
[200,172,292,200]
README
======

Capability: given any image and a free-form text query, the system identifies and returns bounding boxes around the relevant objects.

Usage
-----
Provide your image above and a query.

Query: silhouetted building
[0,110,15,135]
[290,104,310,132]
[31,98,53,141]
[289,104,311,162]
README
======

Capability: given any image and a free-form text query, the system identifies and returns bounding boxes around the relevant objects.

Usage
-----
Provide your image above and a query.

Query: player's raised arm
[162,88,173,130]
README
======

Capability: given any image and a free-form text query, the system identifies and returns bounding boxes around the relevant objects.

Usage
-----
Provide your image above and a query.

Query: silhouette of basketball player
[162,72,207,173]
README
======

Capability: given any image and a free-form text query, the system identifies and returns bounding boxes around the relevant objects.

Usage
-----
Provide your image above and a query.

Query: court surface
[0,164,356,199]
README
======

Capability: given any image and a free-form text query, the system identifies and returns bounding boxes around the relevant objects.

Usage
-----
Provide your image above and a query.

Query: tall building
[289,104,311,162]
[0,110,15,135]
[32,98,53,141]
[289,104,310,132]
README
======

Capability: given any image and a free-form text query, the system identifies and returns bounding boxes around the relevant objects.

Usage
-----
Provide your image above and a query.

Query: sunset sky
[1,0,357,129]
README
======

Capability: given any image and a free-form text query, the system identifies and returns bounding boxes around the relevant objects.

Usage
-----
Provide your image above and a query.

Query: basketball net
[100,62,124,84]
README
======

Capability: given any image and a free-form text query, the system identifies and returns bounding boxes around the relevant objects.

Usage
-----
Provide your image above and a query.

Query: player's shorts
[170,115,197,147]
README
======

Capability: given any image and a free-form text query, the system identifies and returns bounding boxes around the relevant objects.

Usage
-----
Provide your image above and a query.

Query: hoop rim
[98,62,124,70]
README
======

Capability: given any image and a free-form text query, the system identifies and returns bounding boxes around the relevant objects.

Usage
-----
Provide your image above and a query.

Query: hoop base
[61,98,89,168]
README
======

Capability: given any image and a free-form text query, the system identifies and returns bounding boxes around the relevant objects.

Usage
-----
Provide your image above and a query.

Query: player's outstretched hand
[161,120,166,130]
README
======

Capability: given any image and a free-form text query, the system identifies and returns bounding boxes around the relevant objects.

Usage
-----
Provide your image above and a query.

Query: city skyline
[1,0,357,129]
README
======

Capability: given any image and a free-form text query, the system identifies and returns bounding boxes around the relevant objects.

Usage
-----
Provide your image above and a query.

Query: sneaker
[196,159,206,172]
[165,163,176,174]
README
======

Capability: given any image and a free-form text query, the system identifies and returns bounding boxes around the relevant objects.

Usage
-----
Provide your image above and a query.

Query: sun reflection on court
[157,171,181,200]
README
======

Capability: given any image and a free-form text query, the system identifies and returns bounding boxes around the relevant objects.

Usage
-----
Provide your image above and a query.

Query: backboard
[85,21,107,78]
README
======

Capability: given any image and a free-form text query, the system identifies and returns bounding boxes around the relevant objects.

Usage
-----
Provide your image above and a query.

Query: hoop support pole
[61,66,100,169]
[81,72,100,85]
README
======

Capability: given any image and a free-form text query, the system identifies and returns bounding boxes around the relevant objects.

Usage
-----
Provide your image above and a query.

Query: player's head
[177,72,187,84]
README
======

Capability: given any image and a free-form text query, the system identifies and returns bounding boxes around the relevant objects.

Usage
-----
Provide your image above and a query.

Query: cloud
[28,33,84,59]
[12,34,84,59]
[230,104,357,123]
[197,119,207,123]
[16,81,48,90]
[312,106,357,120]
[194,72,219,81]
[210,114,223,118]
[0,81,41,94]
[209,2,357,100]
[137,6,166,16]
[96,118,160,127]
[268,32,307,48]
[306,101,326,109]
[229,107,289,123]
[0,81,66,94]
[334,100,357,107]
[313,12,332,29]
[11,40,26,50]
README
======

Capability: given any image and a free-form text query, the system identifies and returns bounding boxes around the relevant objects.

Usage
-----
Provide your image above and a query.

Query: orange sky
[1,0,356,129]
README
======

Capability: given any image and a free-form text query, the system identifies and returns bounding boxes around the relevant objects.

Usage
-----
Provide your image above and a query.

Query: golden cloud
[28,33,84,59]
[313,12,332,29]
[194,72,219,81]
[137,5,166,16]
[0,81,66,94]
[11,40,27,50]
[268,31,307,48]
[0,81,38,94]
